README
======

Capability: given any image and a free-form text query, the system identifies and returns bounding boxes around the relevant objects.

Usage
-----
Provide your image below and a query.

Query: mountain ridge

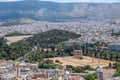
[0,1,120,21]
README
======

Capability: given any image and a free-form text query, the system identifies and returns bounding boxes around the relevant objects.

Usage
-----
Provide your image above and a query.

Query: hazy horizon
[0,0,120,3]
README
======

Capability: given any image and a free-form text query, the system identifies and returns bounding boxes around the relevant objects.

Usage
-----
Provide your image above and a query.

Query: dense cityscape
[0,19,120,43]
[0,0,120,80]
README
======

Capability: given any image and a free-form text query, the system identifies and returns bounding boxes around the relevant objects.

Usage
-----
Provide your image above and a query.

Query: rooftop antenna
[92,53,94,63]
[98,42,102,66]
[98,52,100,66]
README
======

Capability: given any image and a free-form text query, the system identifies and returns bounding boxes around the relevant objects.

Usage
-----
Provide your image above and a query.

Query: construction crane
[14,62,20,76]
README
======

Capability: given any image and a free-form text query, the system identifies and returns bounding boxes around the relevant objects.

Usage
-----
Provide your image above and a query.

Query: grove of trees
[0,38,32,60]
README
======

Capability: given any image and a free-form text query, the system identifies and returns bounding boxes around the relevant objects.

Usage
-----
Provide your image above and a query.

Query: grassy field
[4,35,33,43]
[47,56,115,68]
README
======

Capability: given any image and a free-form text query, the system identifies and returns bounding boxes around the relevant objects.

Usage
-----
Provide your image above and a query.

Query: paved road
[15,47,37,62]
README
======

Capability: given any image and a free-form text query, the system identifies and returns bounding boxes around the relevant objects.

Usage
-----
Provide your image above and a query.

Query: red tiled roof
[103,69,116,73]
[0,62,8,66]
[69,75,84,80]
[32,73,48,79]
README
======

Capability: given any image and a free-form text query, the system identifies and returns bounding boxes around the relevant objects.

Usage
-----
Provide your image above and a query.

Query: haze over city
[0,0,120,3]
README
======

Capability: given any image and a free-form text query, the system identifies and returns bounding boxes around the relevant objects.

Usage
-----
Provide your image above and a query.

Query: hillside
[0,38,32,60]
[5,31,24,37]
[0,29,80,60]
[0,18,36,26]
[0,1,120,21]
[27,29,81,47]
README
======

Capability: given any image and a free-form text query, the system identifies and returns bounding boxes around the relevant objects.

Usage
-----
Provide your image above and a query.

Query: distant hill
[27,29,81,47]
[0,1,120,21]
[0,18,36,26]
[5,31,24,37]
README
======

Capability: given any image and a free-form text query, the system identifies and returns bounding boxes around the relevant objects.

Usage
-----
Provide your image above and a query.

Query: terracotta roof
[17,75,23,79]
[69,75,84,80]
[32,73,48,79]
[103,69,116,73]
[0,62,8,66]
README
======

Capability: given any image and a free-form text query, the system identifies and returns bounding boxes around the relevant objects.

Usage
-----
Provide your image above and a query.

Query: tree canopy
[27,29,81,47]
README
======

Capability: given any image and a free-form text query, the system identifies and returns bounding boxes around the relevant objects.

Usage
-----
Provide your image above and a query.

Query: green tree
[84,73,97,80]
[113,62,120,77]
[72,66,84,73]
